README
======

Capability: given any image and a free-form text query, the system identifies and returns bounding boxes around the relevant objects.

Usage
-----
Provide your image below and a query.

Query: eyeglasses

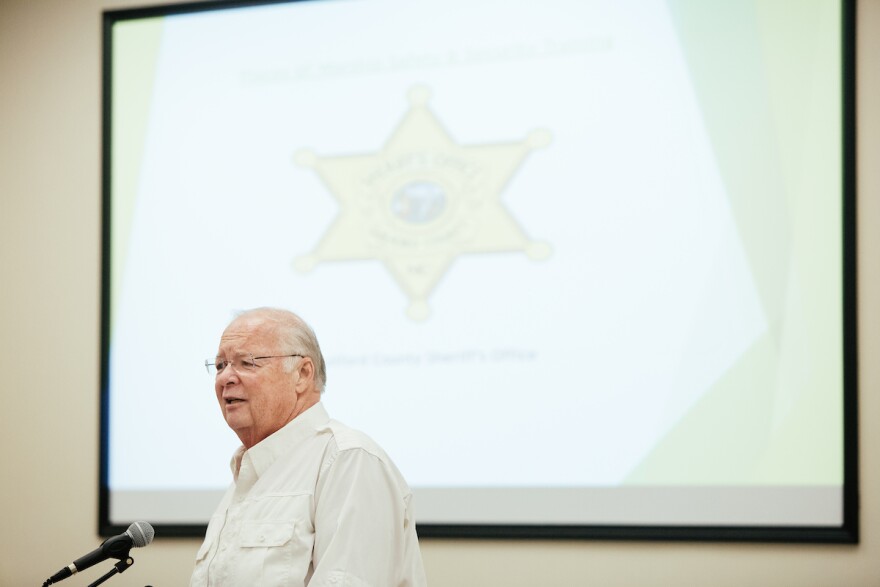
[205,353,303,375]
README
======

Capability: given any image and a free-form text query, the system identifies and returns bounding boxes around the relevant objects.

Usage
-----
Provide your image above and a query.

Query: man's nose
[216,365,240,386]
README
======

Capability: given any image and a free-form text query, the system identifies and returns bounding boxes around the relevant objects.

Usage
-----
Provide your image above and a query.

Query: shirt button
[259,535,265,542]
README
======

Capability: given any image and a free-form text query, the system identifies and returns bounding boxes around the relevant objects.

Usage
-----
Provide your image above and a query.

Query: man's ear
[294,357,316,394]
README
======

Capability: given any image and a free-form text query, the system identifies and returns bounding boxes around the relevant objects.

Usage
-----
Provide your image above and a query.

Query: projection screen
[100,0,858,541]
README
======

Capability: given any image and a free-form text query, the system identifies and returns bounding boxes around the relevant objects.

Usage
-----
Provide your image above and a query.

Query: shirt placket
[210,455,259,586]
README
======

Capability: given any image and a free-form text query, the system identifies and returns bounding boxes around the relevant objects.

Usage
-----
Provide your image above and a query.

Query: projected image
[102,0,852,538]
[293,85,553,322]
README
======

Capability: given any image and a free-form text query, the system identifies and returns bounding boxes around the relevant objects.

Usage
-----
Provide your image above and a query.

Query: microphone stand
[86,554,134,587]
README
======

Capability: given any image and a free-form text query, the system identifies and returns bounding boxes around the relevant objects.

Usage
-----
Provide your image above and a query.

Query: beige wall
[1,0,878,585]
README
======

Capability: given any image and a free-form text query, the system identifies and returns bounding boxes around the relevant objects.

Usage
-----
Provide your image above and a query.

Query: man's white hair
[233,307,327,393]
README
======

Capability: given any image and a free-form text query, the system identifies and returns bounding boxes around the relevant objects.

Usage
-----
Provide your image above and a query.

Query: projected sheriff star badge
[294,86,552,321]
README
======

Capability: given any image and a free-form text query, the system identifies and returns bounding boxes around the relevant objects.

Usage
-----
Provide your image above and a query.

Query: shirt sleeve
[309,444,425,587]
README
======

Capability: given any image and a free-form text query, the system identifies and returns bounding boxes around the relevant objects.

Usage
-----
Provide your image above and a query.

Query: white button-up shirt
[190,402,427,586]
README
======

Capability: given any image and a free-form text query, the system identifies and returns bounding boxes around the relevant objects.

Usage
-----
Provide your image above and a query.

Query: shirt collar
[229,401,330,480]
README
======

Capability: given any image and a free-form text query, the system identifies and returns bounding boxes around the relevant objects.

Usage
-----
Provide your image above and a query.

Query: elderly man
[190,307,427,586]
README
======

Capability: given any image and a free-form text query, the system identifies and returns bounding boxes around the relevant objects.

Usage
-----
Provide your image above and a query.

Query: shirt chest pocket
[239,521,295,548]
[233,495,315,584]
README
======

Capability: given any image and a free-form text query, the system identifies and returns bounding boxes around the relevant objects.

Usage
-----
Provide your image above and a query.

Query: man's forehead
[219,315,278,347]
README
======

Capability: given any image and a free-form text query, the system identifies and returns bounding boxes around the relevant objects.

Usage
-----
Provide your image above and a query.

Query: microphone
[43,521,154,585]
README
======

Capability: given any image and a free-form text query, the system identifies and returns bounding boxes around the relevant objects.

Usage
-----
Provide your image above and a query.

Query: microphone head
[125,521,155,548]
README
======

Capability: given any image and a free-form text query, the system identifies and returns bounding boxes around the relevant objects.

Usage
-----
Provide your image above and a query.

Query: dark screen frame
[98,0,859,543]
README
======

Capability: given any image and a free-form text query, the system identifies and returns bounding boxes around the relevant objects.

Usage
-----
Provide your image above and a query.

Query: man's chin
[224,412,251,432]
